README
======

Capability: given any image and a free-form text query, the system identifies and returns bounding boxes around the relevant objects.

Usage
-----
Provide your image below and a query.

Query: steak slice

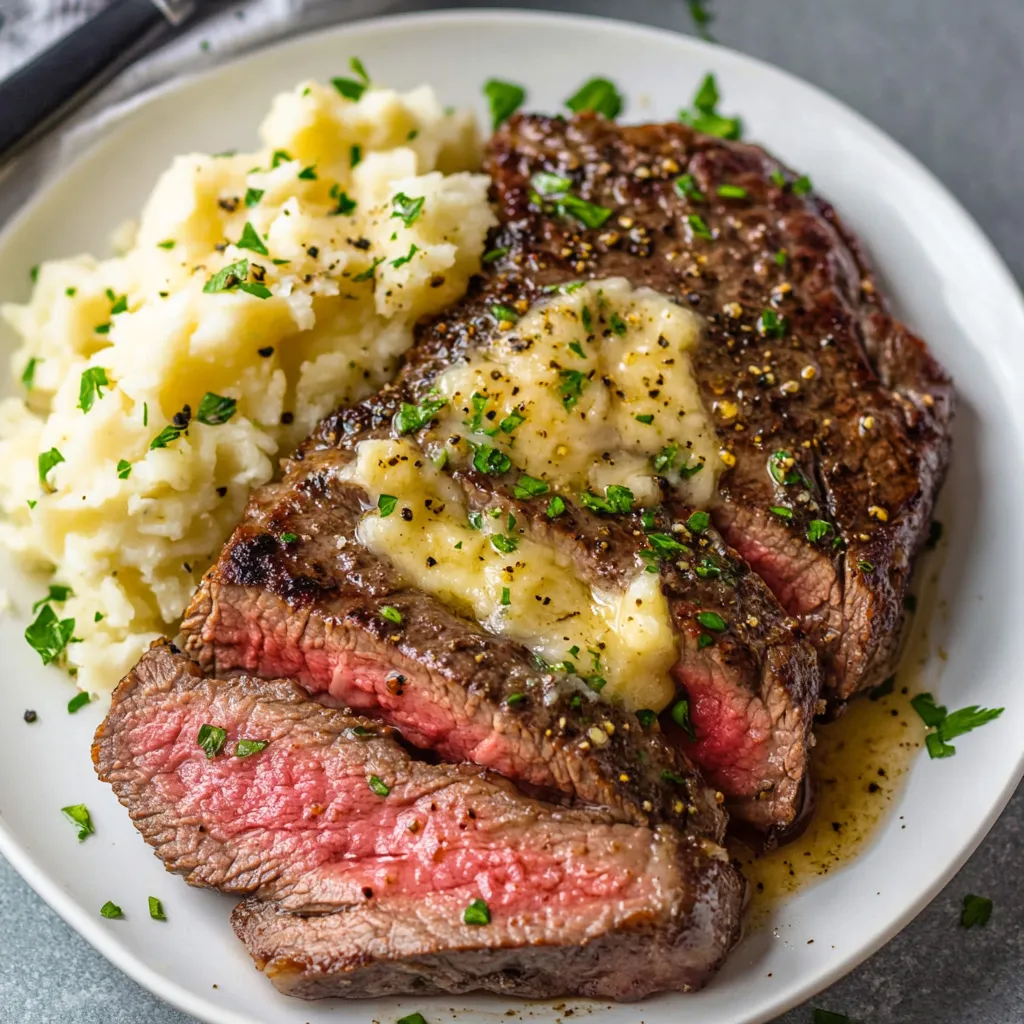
[466,113,952,700]
[94,642,744,1001]
[183,419,818,832]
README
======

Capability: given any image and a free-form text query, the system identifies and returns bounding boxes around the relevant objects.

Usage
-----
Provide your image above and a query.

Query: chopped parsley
[674,174,705,203]
[686,510,710,533]
[961,893,993,928]
[328,183,357,216]
[490,534,519,554]
[332,56,371,100]
[696,610,727,632]
[513,475,549,499]
[646,532,688,560]
[61,804,94,841]
[565,77,623,119]
[350,144,362,168]
[483,246,509,264]
[757,309,786,338]
[196,724,227,759]
[812,1012,856,1024]
[397,1015,428,1024]
[608,312,628,336]
[472,444,511,476]
[149,897,166,921]
[499,410,525,434]
[100,901,123,919]
[298,164,318,180]
[558,368,588,411]
[67,692,91,714]
[279,532,298,544]
[717,183,748,199]
[244,187,264,207]
[792,174,813,196]
[529,171,612,229]
[367,774,391,797]
[635,413,654,424]
[698,633,714,650]
[491,303,518,324]
[31,584,72,614]
[768,449,802,485]
[807,519,831,543]
[149,424,183,450]
[688,213,713,240]
[38,447,65,487]
[580,485,633,515]
[352,256,384,282]
[679,73,742,140]
[546,495,566,518]
[391,192,425,227]
[635,708,658,728]
[21,357,39,390]
[116,459,132,480]
[483,79,526,129]
[687,0,715,40]
[157,239,176,250]
[463,898,491,925]
[203,258,250,294]
[235,739,269,758]
[671,696,696,741]
[378,494,398,517]
[379,605,403,625]
[910,692,1004,759]
[25,604,75,665]
[196,392,237,425]
[391,243,420,268]
[769,505,794,521]
[237,221,269,256]
[770,169,786,187]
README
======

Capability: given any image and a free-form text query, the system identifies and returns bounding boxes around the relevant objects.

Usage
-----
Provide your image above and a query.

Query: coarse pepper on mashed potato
[0,72,496,695]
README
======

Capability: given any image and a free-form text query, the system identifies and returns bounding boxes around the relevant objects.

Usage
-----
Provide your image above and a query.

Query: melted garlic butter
[344,438,679,711]
[435,278,719,508]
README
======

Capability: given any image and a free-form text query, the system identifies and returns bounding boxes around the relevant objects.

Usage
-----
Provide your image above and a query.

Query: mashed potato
[0,76,496,693]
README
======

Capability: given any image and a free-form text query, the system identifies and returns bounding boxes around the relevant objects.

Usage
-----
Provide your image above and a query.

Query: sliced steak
[464,113,952,700]
[94,642,744,1001]
[182,445,730,838]
[183,410,817,832]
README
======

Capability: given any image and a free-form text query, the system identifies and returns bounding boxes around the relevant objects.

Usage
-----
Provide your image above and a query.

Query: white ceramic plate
[1,10,1022,1024]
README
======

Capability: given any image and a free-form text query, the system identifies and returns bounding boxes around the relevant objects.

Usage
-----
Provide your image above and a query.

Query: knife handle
[0,0,179,169]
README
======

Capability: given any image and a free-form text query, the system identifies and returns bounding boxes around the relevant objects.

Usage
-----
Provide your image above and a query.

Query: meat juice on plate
[733,550,945,912]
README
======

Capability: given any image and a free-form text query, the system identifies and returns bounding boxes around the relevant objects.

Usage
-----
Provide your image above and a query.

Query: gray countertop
[1,1,1022,1022]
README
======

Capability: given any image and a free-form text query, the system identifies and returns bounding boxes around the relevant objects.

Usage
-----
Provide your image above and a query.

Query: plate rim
[0,7,1022,1024]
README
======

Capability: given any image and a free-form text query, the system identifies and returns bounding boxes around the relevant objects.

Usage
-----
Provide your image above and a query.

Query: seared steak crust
[360,113,950,701]
[95,643,744,1001]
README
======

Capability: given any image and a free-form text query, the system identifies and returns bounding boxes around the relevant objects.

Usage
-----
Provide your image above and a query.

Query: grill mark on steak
[94,643,744,1001]
[374,112,947,702]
